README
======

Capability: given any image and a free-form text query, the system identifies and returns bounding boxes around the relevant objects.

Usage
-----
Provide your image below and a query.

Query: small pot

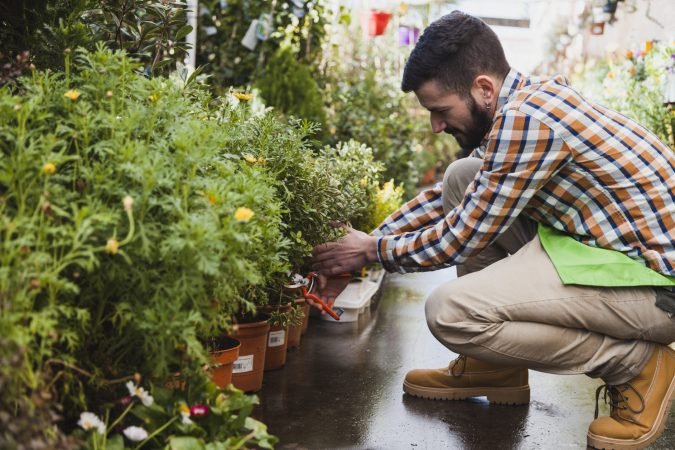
[287,299,306,349]
[208,336,241,388]
[263,303,292,371]
[229,314,270,392]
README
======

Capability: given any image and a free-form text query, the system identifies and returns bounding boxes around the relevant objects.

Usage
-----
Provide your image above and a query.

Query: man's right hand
[308,274,352,313]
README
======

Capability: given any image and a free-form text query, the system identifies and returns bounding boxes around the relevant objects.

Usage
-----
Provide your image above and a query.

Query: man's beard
[446,95,493,150]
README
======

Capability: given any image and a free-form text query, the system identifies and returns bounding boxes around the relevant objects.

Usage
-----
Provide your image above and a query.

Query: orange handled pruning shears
[286,272,350,321]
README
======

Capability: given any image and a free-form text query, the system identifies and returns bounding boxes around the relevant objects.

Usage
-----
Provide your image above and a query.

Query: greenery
[255,47,327,131]
[76,380,275,450]
[197,0,329,91]
[0,0,193,78]
[572,40,674,146]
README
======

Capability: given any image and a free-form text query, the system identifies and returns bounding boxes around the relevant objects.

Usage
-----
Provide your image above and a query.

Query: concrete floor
[256,268,675,449]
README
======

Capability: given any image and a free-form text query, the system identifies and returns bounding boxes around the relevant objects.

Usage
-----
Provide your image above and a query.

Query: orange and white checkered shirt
[373,70,675,275]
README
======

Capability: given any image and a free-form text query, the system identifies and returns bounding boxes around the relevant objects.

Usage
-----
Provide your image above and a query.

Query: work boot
[403,355,530,405]
[587,345,675,450]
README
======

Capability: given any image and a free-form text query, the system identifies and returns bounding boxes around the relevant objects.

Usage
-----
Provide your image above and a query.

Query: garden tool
[285,272,345,321]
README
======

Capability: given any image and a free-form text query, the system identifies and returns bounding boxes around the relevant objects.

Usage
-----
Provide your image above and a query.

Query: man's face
[414,79,493,150]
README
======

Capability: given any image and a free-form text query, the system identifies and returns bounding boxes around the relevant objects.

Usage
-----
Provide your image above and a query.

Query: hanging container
[369,11,392,37]
[398,26,420,45]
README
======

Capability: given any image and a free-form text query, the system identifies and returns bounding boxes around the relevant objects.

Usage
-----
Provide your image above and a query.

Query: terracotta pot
[301,301,311,335]
[208,336,241,389]
[287,300,306,350]
[264,303,292,371]
[229,314,270,392]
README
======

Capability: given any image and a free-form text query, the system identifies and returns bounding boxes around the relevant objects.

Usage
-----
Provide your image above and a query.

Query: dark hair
[401,11,510,95]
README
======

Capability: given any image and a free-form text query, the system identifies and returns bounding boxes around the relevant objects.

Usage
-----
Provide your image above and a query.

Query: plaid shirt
[373,69,675,275]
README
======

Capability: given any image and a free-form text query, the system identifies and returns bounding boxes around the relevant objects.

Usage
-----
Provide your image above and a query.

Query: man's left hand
[311,226,379,277]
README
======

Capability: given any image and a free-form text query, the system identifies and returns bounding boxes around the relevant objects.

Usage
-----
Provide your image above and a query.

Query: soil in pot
[229,314,270,392]
[208,336,241,389]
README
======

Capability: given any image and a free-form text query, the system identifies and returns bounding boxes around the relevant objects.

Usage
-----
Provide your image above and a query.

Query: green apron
[537,224,675,288]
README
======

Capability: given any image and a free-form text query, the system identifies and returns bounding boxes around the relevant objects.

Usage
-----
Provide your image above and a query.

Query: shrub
[255,47,327,131]
[0,46,288,414]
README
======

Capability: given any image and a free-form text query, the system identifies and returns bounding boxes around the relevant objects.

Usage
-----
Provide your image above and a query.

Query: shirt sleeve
[377,109,571,273]
[370,183,446,237]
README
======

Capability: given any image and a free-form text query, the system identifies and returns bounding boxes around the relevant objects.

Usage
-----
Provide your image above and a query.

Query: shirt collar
[496,69,525,113]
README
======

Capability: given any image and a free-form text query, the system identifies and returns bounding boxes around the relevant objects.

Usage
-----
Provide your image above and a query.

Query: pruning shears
[285,272,348,321]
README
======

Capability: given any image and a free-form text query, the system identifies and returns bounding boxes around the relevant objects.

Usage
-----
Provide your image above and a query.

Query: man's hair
[401,11,510,95]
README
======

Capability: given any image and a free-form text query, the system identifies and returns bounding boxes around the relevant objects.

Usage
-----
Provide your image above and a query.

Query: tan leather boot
[587,345,675,450]
[403,355,530,405]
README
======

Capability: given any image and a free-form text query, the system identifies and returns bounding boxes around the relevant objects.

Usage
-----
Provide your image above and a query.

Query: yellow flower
[644,40,654,53]
[234,92,253,102]
[625,50,633,59]
[148,94,158,102]
[359,177,368,187]
[257,157,266,164]
[243,154,257,164]
[234,207,254,222]
[106,90,113,98]
[64,89,81,101]
[106,238,119,255]
[179,403,190,415]
[207,193,216,205]
[42,162,57,175]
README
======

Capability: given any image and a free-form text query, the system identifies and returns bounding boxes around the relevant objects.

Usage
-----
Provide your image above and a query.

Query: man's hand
[306,274,352,313]
[311,226,379,277]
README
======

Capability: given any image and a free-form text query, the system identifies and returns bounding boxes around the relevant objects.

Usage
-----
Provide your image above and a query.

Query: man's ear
[472,75,497,105]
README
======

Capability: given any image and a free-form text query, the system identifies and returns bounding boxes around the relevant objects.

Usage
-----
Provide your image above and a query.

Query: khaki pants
[426,158,675,384]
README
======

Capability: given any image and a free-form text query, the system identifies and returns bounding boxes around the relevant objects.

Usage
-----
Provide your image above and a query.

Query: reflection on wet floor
[256,268,674,449]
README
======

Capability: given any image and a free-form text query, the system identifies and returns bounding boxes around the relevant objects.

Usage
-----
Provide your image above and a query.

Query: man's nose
[430,116,446,134]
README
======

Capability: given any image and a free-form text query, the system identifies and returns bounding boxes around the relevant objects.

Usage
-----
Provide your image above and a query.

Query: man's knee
[425,282,469,339]
[442,157,482,213]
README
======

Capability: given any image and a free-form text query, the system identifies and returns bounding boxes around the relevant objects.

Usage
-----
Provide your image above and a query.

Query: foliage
[0,0,193,77]
[572,40,674,146]
[368,180,405,233]
[0,46,288,417]
[76,380,276,450]
[255,47,327,131]
[197,0,329,91]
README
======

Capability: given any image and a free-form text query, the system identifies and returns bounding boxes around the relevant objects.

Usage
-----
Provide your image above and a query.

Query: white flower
[78,411,106,434]
[125,380,154,407]
[123,426,148,442]
[123,195,134,212]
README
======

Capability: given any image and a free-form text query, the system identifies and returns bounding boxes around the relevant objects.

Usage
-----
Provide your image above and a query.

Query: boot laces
[449,355,467,377]
[594,382,645,421]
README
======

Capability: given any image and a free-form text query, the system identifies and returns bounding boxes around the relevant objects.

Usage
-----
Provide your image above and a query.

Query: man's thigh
[427,235,675,346]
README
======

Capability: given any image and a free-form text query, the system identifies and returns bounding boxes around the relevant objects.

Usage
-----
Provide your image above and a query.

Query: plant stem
[107,401,134,433]
[133,416,178,450]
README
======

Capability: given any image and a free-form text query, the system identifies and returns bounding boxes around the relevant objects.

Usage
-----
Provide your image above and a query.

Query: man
[311,11,675,450]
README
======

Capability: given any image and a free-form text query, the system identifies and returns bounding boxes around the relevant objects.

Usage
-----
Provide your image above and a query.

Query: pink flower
[119,395,133,406]
[189,404,209,417]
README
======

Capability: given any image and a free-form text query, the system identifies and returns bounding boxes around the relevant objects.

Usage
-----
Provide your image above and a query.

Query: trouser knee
[442,157,482,214]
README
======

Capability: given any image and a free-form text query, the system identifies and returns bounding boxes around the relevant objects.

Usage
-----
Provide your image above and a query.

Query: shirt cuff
[377,235,406,274]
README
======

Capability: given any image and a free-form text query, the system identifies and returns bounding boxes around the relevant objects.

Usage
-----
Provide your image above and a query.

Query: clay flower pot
[287,299,307,350]
[263,303,292,371]
[229,314,270,392]
[301,301,311,335]
[208,336,241,389]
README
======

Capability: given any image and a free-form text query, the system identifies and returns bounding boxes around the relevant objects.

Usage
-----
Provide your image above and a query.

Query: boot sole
[402,380,530,405]
[587,362,675,450]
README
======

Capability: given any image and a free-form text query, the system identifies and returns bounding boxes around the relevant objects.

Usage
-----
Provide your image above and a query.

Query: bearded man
[311,11,675,450]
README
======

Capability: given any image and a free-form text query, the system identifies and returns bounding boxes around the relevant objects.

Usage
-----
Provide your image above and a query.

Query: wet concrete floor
[256,268,675,449]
